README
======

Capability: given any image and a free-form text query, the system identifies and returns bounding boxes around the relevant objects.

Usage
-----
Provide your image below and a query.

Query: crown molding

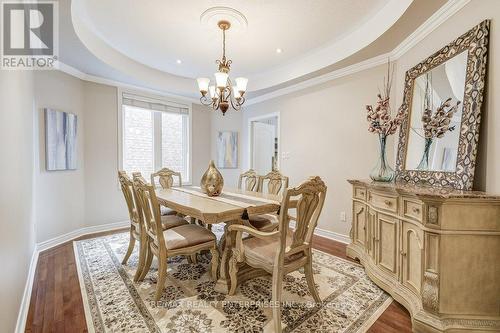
[246,0,471,106]
[391,0,472,59]
[56,62,200,105]
[57,0,470,108]
[246,53,391,106]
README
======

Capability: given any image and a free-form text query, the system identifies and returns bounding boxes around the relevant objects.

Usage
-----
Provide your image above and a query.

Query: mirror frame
[395,20,489,190]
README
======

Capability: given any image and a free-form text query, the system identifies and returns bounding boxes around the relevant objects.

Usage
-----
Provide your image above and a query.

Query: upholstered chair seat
[240,229,302,267]
[162,224,216,250]
[247,214,278,231]
[160,206,177,216]
[160,215,189,230]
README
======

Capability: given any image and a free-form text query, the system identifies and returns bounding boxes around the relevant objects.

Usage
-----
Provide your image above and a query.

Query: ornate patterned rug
[74,228,391,333]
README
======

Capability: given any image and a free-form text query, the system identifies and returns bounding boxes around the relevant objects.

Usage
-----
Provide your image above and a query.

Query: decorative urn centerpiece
[200,160,224,196]
[365,62,406,182]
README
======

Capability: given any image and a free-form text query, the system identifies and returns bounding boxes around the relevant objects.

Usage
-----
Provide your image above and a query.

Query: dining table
[155,185,289,293]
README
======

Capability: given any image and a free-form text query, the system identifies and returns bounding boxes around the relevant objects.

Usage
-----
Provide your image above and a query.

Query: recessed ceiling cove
[71,0,413,93]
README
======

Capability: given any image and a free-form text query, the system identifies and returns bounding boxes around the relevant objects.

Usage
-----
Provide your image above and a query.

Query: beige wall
[0,71,36,332]
[240,0,500,238]
[32,71,213,240]
[243,65,394,237]
[210,109,243,187]
[34,71,86,242]
[394,0,500,193]
[192,104,212,183]
[83,81,128,226]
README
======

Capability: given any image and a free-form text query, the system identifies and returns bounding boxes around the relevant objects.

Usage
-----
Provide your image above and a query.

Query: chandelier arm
[214,96,221,111]
[229,97,241,111]
[200,95,213,106]
[229,89,243,111]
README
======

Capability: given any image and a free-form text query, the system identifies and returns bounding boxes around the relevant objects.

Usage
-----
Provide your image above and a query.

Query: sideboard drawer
[403,198,423,222]
[354,186,367,200]
[368,191,398,213]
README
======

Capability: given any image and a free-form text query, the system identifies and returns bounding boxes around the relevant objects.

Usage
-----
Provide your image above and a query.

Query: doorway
[248,113,279,175]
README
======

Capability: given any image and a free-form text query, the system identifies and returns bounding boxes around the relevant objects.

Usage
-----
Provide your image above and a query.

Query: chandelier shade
[196,20,247,115]
[196,78,210,94]
[214,72,229,88]
[235,77,248,93]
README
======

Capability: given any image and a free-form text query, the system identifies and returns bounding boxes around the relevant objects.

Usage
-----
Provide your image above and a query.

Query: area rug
[74,227,391,333]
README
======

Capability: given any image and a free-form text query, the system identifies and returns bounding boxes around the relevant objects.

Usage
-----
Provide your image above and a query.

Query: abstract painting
[216,131,238,168]
[45,108,78,171]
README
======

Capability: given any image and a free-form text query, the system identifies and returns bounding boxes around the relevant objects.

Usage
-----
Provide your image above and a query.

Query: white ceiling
[68,0,413,95]
[76,0,389,78]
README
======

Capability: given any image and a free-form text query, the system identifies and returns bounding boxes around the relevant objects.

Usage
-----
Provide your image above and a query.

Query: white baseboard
[15,220,129,333]
[14,246,39,333]
[313,227,351,244]
[289,221,350,244]
[37,221,129,253]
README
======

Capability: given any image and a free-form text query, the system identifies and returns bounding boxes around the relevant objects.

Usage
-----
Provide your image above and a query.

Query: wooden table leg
[214,220,237,293]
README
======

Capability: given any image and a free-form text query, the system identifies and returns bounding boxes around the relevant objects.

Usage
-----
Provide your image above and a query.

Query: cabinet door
[353,202,366,247]
[367,208,376,260]
[401,221,424,295]
[376,213,398,276]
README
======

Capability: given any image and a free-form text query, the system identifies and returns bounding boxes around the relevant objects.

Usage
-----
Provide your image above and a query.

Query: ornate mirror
[396,20,489,190]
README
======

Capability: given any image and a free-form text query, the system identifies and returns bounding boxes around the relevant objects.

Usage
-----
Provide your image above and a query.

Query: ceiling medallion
[197,17,248,115]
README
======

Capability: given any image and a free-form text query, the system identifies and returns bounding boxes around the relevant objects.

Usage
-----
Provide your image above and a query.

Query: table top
[155,186,283,224]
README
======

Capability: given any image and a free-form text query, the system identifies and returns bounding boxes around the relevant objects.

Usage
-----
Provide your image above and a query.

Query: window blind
[122,93,189,115]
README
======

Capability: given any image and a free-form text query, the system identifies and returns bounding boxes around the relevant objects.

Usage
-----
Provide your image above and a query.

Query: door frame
[247,112,280,171]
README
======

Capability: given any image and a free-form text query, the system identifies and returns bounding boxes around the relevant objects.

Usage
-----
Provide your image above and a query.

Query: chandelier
[196,20,248,116]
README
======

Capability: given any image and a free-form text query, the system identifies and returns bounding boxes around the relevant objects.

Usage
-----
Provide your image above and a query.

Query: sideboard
[346,179,500,333]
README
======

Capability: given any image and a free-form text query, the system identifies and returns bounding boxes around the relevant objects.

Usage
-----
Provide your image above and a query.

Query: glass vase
[417,138,433,170]
[370,134,395,182]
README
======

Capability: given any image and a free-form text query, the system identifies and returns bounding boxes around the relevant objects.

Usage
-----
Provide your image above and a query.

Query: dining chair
[247,170,289,231]
[151,167,182,216]
[227,176,327,333]
[119,171,189,279]
[238,169,258,192]
[133,175,219,301]
[258,170,289,195]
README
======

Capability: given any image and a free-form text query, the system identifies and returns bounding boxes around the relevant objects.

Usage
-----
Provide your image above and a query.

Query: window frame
[117,88,193,185]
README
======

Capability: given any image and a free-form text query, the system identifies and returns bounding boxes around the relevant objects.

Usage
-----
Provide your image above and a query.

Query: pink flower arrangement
[365,62,407,137]
[366,95,406,136]
[422,97,460,139]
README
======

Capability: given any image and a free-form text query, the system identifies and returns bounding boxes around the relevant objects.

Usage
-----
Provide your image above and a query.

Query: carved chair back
[118,171,136,223]
[133,175,166,249]
[278,176,327,261]
[150,167,182,189]
[258,170,289,195]
[238,169,258,192]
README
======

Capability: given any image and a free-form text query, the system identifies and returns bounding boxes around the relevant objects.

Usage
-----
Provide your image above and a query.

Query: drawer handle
[400,251,407,257]
[412,207,420,214]
[359,191,365,196]
[384,200,392,206]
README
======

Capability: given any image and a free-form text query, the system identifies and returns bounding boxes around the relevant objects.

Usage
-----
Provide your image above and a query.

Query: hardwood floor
[25,230,412,332]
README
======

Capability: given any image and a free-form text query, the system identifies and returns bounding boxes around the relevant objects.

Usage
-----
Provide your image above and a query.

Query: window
[120,92,190,183]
